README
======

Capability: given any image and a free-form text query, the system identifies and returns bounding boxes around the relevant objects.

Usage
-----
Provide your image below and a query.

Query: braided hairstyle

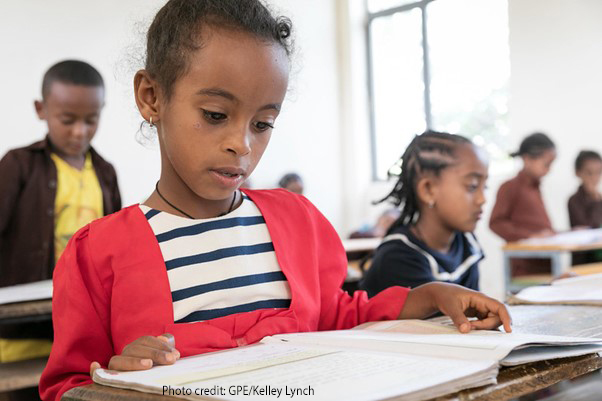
[378,130,472,234]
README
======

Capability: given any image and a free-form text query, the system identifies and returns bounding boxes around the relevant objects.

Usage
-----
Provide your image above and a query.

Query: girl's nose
[224,125,251,156]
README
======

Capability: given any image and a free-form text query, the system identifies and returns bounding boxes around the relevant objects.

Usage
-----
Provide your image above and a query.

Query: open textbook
[0,279,52,305]
[509,273,602,305]
[93,320,602,401]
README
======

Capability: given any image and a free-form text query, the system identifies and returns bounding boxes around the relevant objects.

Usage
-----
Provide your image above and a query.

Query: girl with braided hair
[360,131,488,296]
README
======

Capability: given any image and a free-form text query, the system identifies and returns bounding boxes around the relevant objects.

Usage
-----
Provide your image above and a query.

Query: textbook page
[266,320,602,366]
[517,228,602,247]
[94,342,498,401]
[0,280,52,305]
[551,272,602,287]
[509,285,602,305]
[509,273,602,305]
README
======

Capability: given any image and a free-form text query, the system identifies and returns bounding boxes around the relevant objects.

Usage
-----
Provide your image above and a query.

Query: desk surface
[341,237,381,253]
[0,299,52,324]
[503,241,602,252]
[62,305,602,401]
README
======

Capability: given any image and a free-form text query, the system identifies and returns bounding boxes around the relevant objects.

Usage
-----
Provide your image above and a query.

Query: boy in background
[0,60,121,288]
[0,60,121,376]
[568,150,602,265]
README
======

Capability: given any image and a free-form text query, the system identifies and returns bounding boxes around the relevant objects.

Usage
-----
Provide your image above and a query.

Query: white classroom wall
[2,1,601,300]
[0,0,344,229]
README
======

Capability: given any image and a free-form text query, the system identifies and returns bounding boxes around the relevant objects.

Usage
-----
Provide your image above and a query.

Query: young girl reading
[360,131,487,296]
[39,2,511,400]
[489,132,556,275]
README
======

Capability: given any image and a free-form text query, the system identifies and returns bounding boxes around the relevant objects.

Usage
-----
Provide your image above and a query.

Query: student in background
[489,132,556,275]
[0,60,121,288]
[0,60,121,400]
[40,3,510,400]
[278,172,304,194]
[568,150,602,264]
[569,150,602,228]
[360,131,486,296]
[349,208,401,239]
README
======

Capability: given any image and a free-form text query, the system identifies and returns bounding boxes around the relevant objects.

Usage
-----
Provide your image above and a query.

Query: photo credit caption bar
[162,385,316,398]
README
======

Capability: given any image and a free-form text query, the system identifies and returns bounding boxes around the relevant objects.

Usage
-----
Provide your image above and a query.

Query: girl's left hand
[400,282,513,334]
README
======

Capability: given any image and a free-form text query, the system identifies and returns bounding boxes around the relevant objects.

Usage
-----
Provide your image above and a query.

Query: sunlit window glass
[369,8,426,180]
[367,0,509,180]
[428,0,510,160]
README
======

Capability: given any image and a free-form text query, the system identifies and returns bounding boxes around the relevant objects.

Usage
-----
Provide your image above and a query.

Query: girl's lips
[209,169,245,188]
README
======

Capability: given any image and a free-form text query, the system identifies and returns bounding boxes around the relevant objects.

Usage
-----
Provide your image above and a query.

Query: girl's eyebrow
[196,88,236,101]
[196,87,281,112]
[465,172,487,179]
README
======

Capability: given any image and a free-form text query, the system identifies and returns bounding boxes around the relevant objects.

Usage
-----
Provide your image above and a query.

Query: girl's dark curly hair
[145,0,293,100]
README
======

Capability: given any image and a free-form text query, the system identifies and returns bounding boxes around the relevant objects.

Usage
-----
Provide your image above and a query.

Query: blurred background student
[278,172,304,195]
[0,60,121,400]
[489,132,556,277]
[568,150,602,264]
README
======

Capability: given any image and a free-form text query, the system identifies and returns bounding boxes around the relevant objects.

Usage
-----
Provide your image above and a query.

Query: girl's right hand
[89,333,180,376]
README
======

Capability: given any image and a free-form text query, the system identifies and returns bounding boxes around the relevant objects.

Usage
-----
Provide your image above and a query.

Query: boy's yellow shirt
[0,338,53,363]
[51,152,103,263]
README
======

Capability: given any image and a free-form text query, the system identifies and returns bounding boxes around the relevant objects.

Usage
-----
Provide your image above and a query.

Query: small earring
[428,201,435,209]
[149,116,154,127]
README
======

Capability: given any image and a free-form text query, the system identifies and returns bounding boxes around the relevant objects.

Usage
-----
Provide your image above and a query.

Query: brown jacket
[0,137,121,287]
[489,170,553,242]
[568,185,602,228]
[489,170,552,275]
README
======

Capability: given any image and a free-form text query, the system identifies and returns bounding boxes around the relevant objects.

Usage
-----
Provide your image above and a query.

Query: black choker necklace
[155,181,237,219]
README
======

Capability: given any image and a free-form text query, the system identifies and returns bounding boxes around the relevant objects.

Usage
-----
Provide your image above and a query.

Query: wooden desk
[0,299,52,325]
[0,299,52,393]
[342,238,381,254]
[502,241,602,293]
[343,238,380,289]
[572,262,602,276]
[63,305,602,401]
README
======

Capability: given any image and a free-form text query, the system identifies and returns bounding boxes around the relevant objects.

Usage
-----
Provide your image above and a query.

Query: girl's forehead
[448,143,489,173]
[174,28,289,99]
[190,27,289,71]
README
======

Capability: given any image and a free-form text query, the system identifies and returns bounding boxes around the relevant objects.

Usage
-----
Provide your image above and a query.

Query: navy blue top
[359,225,483,297]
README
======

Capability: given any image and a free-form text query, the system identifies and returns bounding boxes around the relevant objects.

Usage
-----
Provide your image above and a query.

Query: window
[367,0,510,180]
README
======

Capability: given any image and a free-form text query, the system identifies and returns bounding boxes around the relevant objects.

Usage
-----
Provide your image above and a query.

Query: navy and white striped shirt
[140,195,291,323]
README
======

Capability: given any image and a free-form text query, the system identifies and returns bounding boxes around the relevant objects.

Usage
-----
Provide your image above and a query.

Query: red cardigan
[40,189,409,401]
